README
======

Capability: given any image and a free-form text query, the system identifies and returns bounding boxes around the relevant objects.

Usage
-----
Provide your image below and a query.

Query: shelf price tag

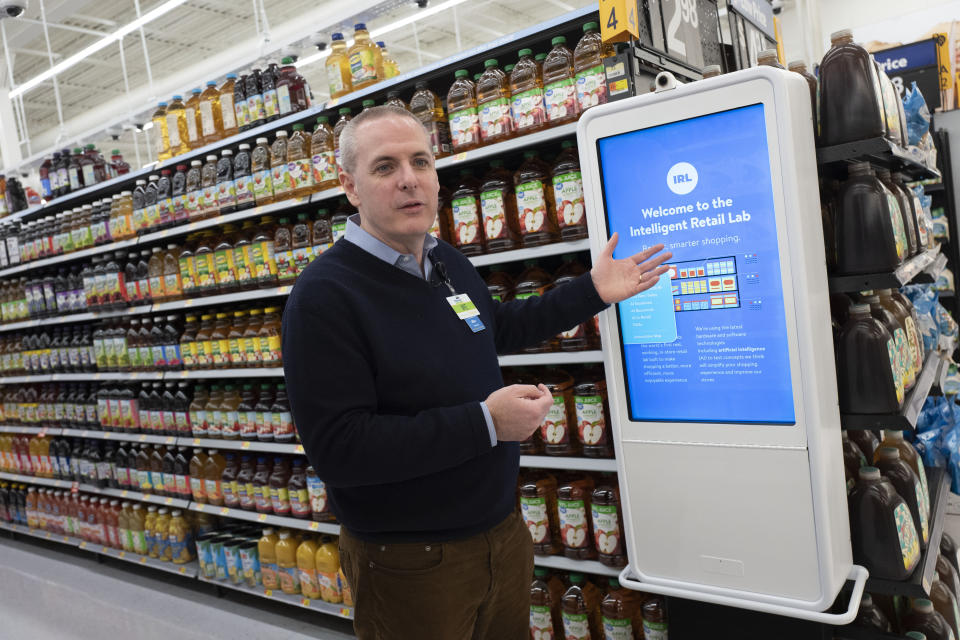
[45,532,52,539]
[241,442,251,450]
[101,546,109,553]
[71,482,79,494]
[119,551,126,558]
[179,566,187,574]
[140,557,147,564]
[220,507,230,516]
[455,152,468,162]
[309,522,320,531]
[264,589,273,597]
[600,0,639,43]
[192,439,201,446]
[257,513,268,522]
[79,541,87,548]
[294,445,304,454]
[121,490,129,498]
[300,598,310,607]
[340,607,351,617]
[165,497,173,505]
[165,437,175,445]
[196,504,206,512]
[139,434,147,442]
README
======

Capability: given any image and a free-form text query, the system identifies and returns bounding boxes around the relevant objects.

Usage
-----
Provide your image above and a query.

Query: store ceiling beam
[0,0,102,53]
[16,18,107,38]
[69,14,119,28]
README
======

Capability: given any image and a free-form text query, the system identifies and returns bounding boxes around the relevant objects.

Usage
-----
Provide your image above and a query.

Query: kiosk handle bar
[618,564,869,626]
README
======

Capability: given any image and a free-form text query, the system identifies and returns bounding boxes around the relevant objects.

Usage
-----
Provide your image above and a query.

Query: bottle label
[288,159,315,191]
[904,316,922,374]
[916,462,930,515]
[290,488,311,516]
[220,93,236,130]
[195,254,216,290]
[479,97,512,141]
[205,478,222,502]
[164,271,182,297]
[278,85,292,115]
[235,175,255,207]
[592,503,622,556]
[886,338,905,405]
[451,196,481,246]
[541,396,569,444]
[299,567,319,597]
[271,163,292,198]
[312,151,338,185]
[349,49,378,85]
[252,169,274,202]
[251,240,277,279]
[185,107,199,142]
[913,478,929,542]
[307,475,327,514]
[166,113,182,148]
[293,246,314,275]
[261,563,278,588]
[185,190,201,218]
[893,501,920,569]
[520,496,549,543]
[449,108,480,149]
[270,486,290,514]
[480,189,508,240]
[82,164,96,187]
[419,119,452,157]
[164,343,182,367]
[544,78,578,122]
[190,477,205,499]
[278,566,300,593]
[511,88,546,131]
[529,606,555,638]
[199,101,215,136]
[886,193,907,261]
[558,499,589,549]
[327,64,345,96]
[214,248,237,286]
[643,620,668,640]
[553,171,585,229]
[575,395,606,445]
[200,185,218,213]
[217,179,236,208]
[272,410,294,437]
[235,99,249,129]
[516,181,548,234]
[247,94,265,122]
[576,64,608,110]
[263,89,279,119]
[69,167,82,190]
[178,256,197,292]
[562,612,591,640]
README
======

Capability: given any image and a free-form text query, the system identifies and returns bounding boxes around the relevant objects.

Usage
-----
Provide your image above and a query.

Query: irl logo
[667,162,698,195]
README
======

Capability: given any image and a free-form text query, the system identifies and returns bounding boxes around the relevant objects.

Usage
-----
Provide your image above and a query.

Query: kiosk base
[666,596,835,639]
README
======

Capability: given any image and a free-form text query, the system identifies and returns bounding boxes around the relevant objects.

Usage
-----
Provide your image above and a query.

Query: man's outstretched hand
[590,233,673,304]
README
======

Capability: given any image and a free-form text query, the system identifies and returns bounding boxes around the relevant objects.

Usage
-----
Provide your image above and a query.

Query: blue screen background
[597,104,796,424]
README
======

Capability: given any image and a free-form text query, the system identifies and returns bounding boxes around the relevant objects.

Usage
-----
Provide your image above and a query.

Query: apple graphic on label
[581,422,603,445]
[559,200,575,225]
[486,215,504,239]
[460,223,477,244]
[525,208,544,232]
[544,422,564,444]
[533,630,553,640]
[528,522,547,542]
[565,526,586,547]
[597,531,619,554]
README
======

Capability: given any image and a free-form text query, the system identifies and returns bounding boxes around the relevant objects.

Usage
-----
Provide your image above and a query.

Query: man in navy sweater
[282,105,670,639]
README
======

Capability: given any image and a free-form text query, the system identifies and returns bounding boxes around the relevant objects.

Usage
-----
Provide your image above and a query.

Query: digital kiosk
[578,67,867,623]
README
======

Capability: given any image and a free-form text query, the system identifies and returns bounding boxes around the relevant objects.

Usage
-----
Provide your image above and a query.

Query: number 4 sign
[601,0,639,44]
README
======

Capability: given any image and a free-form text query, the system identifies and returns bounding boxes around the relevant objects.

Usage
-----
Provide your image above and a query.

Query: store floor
[0,536,356,639]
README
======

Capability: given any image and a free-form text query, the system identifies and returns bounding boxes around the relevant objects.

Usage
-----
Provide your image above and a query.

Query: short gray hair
[338,105,431,174]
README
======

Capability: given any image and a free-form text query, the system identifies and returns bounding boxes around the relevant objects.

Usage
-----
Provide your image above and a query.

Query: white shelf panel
[0,374,51,384]
[436,123,578,171]
[469,238,591,268]
[498,351,604,366]
[197,574,354,619]
[0,237,140,279]
[0,471,69,488]
[0,520,83,547]
[0,425,57,435]
[533,554,621,577]
[184,437,303,455]
[151,285,293,313]
[61,429,177,445]
[77,483,191,508]
[169,368,284,379]
[310,186,345,203]
[51,371,166,381]
[79,540,199,577]
[519,456,617,472]
[188,502,340,535]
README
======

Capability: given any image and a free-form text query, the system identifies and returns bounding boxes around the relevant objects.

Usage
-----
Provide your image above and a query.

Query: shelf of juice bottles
[0,518,81,548]
[519,455,616,472]
[840,348,944,430]
[863,465,949,598]
[816,136,942,181]
[196,573,354,620]
[0,351,606,383]
[0,470,191,509]
[187,502,341,536]
[827,245,943,294]
[532,554,621,578]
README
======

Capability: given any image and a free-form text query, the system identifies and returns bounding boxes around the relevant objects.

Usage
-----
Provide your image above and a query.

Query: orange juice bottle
[198,81,224,146]
[276,530,301,594]
[311,117,338,191]
[270,131,292,201]
[315,536,343,603]
[477,59,514,145]
[165,95,190,157]
[325,33,352,99]
[287,124,314,199]
[203,449,226,506]
[339,567,353,606]
[510,49,547,135]
[183,88,202,150]
[188,448,208,502]
[258,527,280,589]
[410,82,452,158]
[348,23,382,90]
[297,536,321,599]
[543,36,579,126]
[218,74,239,137]
[574,22,612,112]
[151,103,172,162]
[447,70,480,152]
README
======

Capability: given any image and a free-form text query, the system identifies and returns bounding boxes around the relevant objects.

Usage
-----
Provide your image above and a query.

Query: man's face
[340,116,440,245]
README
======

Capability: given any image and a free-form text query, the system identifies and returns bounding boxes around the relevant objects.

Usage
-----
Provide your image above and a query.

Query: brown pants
[339,510,534,640]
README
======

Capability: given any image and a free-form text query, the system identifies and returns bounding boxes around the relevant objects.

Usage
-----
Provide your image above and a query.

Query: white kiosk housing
[577,66,867,623]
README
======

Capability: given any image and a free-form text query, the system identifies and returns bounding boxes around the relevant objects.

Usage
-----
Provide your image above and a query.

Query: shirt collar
[344,213,438,279]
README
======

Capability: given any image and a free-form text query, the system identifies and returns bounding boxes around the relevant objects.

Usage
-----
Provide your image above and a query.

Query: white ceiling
[0,0,594,176]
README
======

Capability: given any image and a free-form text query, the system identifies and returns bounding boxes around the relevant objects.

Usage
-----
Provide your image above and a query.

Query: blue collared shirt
[343,214,498,446]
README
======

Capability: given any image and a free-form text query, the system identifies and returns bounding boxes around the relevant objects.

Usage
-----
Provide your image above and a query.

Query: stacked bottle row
[519,469,625,567]
[37,147,131,202]
[832,290,927,414]
[2,485,196,563]
[823,163,935,277]
[851,534,960,639]
[151,60,311,163]
[204,525,352,606]
[324,23,400,98]
[530,569,667,640]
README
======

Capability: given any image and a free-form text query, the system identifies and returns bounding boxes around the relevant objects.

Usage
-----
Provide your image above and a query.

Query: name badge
[446,294,485,333]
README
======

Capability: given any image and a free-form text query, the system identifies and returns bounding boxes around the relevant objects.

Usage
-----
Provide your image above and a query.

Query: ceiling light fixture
[296,0,470,69]
[10,0,189,98]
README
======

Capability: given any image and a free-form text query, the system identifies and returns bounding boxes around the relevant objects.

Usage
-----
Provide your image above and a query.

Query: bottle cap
[859,466,881,480]
[552,36,567,46]
[354,23,367,31]
[339,107,352,115]
[316,116,329,124]
[518,48,533,58]
[331,32,344,40]
[191,88,201,94]
[281,56,293,64]
[376,41,386,48]
[484,59,498,68]
[831,28,854,41]
[535,53,546,61]
[238,143,250,150]
[905,632,927,640]
[883,429,904,440]
[292,124,305,131]
[913,599,934,613]
[787,60,807,71]
[362,99,375,107]
[190,160,202,166]
[583,22,599,31]
[206,81,218,87]
[877,447,900,460]
[454,69,469,78]
[172,94,183,101]
[569,572,585,583]
[757,49,779,64]
[226,73,237,79]
[206,155,217,161]
[256,137,269,144]
[702,64,722,77]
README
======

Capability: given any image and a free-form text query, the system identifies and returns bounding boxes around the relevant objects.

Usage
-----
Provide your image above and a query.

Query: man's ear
[340,169,361,208]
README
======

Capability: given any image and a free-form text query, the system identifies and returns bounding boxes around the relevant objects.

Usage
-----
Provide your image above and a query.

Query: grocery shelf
[0,237,140,279]
[917,252,950,284]
[197,574,354,620]
[925,182,945,194]
[840,350,941,430]
[533,554,621,577]
[816,136,942,181]
[0,520,82,547]
[498,351,604,366]
[827,245,942,293]
[188,502,340,535]
[167,367,284,379]
[150,285,293,313]
[0,425,55,435]
[184,437,303,455]
[78,483,191,508]
[863,466,948,598]
[0,305,157,333]
[78,540,200,577]
[469,238,591,268]
[0,471,71,488]
[0,374,51,383]
[61,429,177,445]
[51,371,166,381]
[436,123,578,172]
[309,186,346,203]
[519,455,617,472]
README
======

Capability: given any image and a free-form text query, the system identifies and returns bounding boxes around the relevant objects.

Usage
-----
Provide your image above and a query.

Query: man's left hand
[590,233,673,304]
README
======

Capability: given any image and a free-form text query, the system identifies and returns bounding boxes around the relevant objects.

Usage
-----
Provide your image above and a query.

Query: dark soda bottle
[848,466,920,580]
[834,162,906,275]
[818,29,886,146]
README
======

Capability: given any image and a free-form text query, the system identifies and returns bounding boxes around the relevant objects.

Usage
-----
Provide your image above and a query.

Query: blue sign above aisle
[727,0,776,41]
[873,40,939,73]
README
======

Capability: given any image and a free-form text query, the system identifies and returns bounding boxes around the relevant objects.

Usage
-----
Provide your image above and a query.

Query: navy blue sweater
[282,238,608,543]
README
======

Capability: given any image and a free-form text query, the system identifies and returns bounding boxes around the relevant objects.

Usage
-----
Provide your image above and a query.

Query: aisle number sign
[660,0,704,69]
[600,0,639,44]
